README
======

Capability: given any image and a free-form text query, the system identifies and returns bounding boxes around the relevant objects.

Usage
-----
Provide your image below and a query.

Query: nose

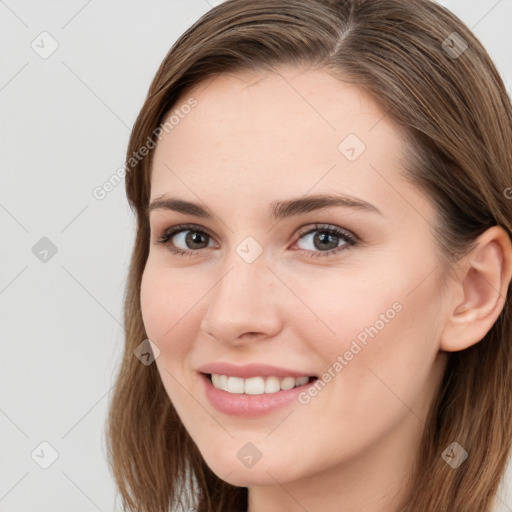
[199,254,283,347]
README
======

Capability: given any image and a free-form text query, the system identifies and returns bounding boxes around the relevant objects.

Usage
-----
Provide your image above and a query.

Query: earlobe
[439,225,512,352]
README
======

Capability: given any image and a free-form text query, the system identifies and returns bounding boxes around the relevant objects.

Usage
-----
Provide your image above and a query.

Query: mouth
[197,361,320,416]
[202,372,319,396]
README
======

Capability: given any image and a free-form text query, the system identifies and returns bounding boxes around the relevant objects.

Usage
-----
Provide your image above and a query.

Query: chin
[202,453,300,487]
[212,467,278,487]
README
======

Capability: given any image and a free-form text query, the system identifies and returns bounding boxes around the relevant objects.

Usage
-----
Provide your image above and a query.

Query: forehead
[163,67,392,155]
[149,67,421,221]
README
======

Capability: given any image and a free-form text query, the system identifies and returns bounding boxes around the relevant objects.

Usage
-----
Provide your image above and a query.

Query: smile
[200,372,318,417]
[210,373,313,395]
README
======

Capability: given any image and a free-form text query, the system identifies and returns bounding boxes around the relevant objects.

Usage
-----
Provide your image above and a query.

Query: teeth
[295,376,309,386]
[210,374,312,395]
[245,376,265,395]
[280,376,295,390]
[265,376,280,393]
[226,376,244,394]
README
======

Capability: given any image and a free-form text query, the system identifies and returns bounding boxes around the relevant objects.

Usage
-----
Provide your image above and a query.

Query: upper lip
[198,362,316,379]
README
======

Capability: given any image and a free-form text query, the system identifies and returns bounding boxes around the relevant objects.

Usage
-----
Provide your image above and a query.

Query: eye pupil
[186,231,208,249]
[315,232,339,250]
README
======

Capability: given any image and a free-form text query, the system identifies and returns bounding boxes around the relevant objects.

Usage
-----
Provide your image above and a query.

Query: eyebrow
[147,193,383,221]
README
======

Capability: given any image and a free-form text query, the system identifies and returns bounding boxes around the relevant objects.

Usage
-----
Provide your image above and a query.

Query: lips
[197,361,316,379]
[199,372,317,417]
[196,361,319,416]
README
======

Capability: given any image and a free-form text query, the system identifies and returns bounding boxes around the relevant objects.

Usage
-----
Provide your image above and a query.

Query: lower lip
[200,373,316,417]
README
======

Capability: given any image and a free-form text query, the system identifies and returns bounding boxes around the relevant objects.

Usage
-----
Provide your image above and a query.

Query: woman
[106,1,512,510]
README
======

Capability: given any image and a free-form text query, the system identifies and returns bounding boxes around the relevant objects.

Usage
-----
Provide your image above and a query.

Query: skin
[140,66,511,512]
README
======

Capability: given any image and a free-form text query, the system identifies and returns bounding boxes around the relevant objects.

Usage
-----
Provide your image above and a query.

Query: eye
[155,222,357,258]
[155,223,215,256]
[293,224,357,258]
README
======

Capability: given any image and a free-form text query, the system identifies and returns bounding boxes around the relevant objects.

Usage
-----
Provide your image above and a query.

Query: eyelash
[155,223,357,258]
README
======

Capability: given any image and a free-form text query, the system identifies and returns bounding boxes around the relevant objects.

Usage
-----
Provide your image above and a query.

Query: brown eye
[294,224,357,258]
[156,224,215,256]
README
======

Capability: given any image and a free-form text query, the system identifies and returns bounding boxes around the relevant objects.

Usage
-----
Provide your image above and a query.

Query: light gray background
[1,1,511,511]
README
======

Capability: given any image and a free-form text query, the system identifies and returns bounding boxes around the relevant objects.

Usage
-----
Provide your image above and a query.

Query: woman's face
[141,67,450,493]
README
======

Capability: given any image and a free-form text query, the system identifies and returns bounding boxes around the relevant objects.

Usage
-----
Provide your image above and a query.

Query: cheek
[309,254,441,358]
[140,257,187,327]
[140,265,164,340]
[140,264,195,402]
[140,263,185,348]
[140,261,208,370]
[297,263,443,407]
[286,268,405,359]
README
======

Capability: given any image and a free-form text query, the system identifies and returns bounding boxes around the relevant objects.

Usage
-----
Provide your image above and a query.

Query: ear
[439,225,512,352]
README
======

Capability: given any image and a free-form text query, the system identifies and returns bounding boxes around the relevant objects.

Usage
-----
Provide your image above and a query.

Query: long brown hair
[106,1,512,510]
